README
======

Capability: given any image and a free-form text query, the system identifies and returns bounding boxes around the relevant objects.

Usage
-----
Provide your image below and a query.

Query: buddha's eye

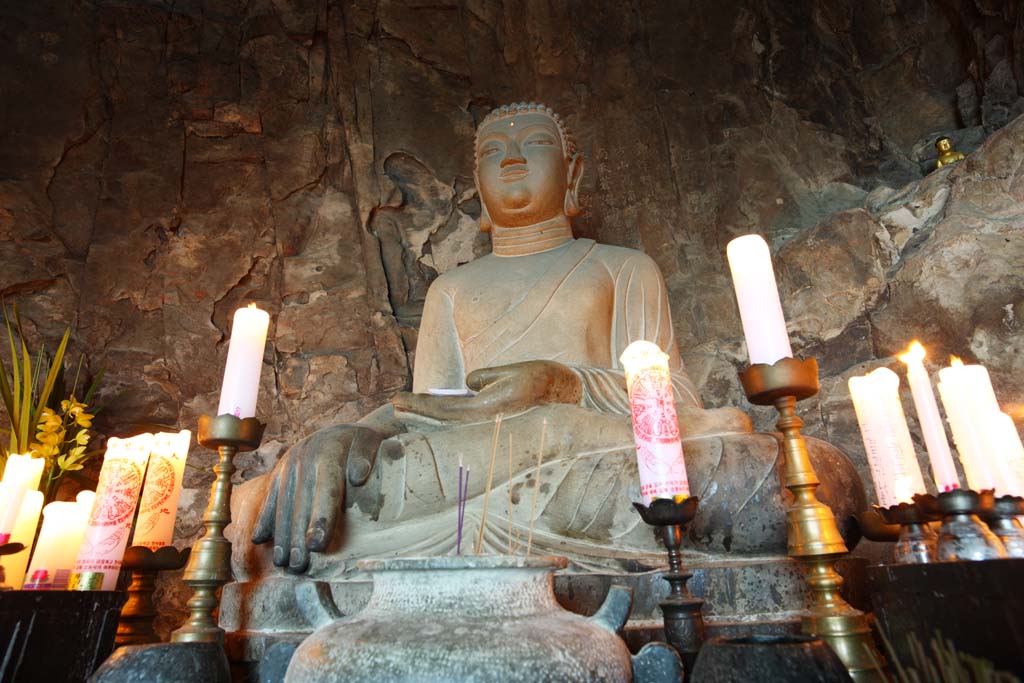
[480,145,501,157]
[526,136,555,146]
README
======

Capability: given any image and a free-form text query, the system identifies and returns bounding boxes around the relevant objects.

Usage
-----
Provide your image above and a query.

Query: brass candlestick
[171,414,264,644]
[740,356,885,682]
[117,545,191,646]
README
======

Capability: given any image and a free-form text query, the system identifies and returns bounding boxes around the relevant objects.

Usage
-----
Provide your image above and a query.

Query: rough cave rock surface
[1,0,1022,636]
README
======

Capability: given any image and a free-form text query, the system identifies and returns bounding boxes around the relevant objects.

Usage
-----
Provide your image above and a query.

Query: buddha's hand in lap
[391,360,583,421]
[251,424,387,574]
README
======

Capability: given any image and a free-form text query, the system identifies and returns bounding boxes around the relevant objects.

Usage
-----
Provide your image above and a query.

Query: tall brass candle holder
[739,356,885,682]
[116,545,191,646]
[171,414,264,644]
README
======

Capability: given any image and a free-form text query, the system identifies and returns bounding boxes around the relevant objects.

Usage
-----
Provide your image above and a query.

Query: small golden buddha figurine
[935,136,965,168]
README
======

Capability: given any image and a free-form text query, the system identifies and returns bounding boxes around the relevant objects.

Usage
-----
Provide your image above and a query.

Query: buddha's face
[936,137,952,152]
[476,112,570,228]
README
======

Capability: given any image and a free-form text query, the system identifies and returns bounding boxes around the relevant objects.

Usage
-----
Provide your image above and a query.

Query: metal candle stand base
[875,502,938,564]
[916,490,1008,561]
[116,546,191,647]
[739,356,886,683]
[171,414,264,645]
[632,497,704,674]
[984,495,1024,558]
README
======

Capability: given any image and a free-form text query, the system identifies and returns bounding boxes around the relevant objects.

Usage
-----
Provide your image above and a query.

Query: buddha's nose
[501,139,526,167]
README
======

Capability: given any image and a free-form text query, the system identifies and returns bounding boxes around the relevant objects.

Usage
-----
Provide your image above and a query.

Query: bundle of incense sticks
[456,455,469,554]
[475,414,503,554]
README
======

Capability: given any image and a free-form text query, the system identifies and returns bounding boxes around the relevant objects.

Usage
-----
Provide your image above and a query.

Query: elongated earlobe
[475,173,491,232]
[480,203,492,232]
[564,153,585,219]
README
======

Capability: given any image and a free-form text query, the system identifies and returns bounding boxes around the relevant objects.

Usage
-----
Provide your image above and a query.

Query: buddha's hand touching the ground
[251,424,386,574]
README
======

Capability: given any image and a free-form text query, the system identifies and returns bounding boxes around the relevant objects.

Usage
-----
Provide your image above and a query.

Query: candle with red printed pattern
[620,341,690,505]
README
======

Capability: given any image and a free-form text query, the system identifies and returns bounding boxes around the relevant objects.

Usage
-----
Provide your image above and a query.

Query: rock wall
[1,0,1022,635]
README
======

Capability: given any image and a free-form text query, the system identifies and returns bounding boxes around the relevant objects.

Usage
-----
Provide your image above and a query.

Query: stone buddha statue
[226,103,865,638]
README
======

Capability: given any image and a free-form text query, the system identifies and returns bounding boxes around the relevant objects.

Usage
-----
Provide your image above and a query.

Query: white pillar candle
[24,491,95,590]
[0,454,45,543]
[938,358,998,491]
[726,234,793,365]
[849,368,928,506]
[898,342,960,492]
[985,412,1024,496]
[72,434,153,590]
[0,490,43,589]
[620,341,690,504]
[131,430,191,550]
[217,304,270,418]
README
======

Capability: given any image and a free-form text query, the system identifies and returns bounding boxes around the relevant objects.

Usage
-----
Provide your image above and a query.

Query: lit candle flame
[248,302,257,309]
[898,341,926,364]
[950,356,964,367]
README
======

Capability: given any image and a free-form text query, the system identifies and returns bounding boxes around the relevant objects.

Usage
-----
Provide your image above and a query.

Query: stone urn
[284,555,680,683]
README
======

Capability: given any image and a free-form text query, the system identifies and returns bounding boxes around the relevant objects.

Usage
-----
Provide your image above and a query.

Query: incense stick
[475,414,503,554]
[526,419,547,556]
[456,455,465,554]
[507,432,514,555]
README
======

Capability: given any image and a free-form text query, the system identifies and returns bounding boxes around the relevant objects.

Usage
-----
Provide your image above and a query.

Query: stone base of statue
[221,419,865,675]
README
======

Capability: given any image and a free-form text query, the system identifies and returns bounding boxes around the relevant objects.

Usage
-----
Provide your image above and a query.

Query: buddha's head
[935,136,953,153]
[474,103,584,231]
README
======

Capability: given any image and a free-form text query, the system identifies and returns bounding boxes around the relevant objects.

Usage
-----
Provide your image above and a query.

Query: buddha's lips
[500,166,528,180]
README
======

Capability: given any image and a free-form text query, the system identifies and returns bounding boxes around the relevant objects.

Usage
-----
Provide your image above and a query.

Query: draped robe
[234,238,726,579]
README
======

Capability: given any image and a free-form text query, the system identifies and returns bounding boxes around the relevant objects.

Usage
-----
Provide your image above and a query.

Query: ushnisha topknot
[475,102,577,162]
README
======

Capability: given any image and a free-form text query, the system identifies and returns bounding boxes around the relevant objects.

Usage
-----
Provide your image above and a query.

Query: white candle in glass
[3,490,43,589]
[620,341,690,504]
[848,368,928,506]
[217,304,270,418]
[898,342,960,492]
[131,430,191,550]
[726,234,793,365]
[24,490,95,590]
[0,454,45,543]
[72,434,153,590]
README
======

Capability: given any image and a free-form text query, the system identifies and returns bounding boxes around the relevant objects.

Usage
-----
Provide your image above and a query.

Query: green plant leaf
[83,368,105,405]
[18,335,31,451]
[31,327,69,441]
[6,309,21,454]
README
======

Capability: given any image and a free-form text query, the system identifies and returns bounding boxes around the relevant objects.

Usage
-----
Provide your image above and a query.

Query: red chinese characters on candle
[72,434,152,590]
[621,341,691,505]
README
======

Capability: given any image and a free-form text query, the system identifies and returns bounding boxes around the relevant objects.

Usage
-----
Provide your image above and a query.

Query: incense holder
[284,555,682,683]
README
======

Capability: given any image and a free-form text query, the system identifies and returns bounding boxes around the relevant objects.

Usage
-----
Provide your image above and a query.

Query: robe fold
[412,238,701,412]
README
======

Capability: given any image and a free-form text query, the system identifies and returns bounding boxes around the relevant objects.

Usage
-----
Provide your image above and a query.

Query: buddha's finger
[272,463,298,568]
[392,391,468,420]
[305,472,340,554]
[466,364,523,391]
[251,470,280,544]
[287,475,313,574]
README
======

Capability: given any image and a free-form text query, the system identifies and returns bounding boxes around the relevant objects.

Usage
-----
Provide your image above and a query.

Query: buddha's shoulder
[428,253,501,291]
[589,241,661,271]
